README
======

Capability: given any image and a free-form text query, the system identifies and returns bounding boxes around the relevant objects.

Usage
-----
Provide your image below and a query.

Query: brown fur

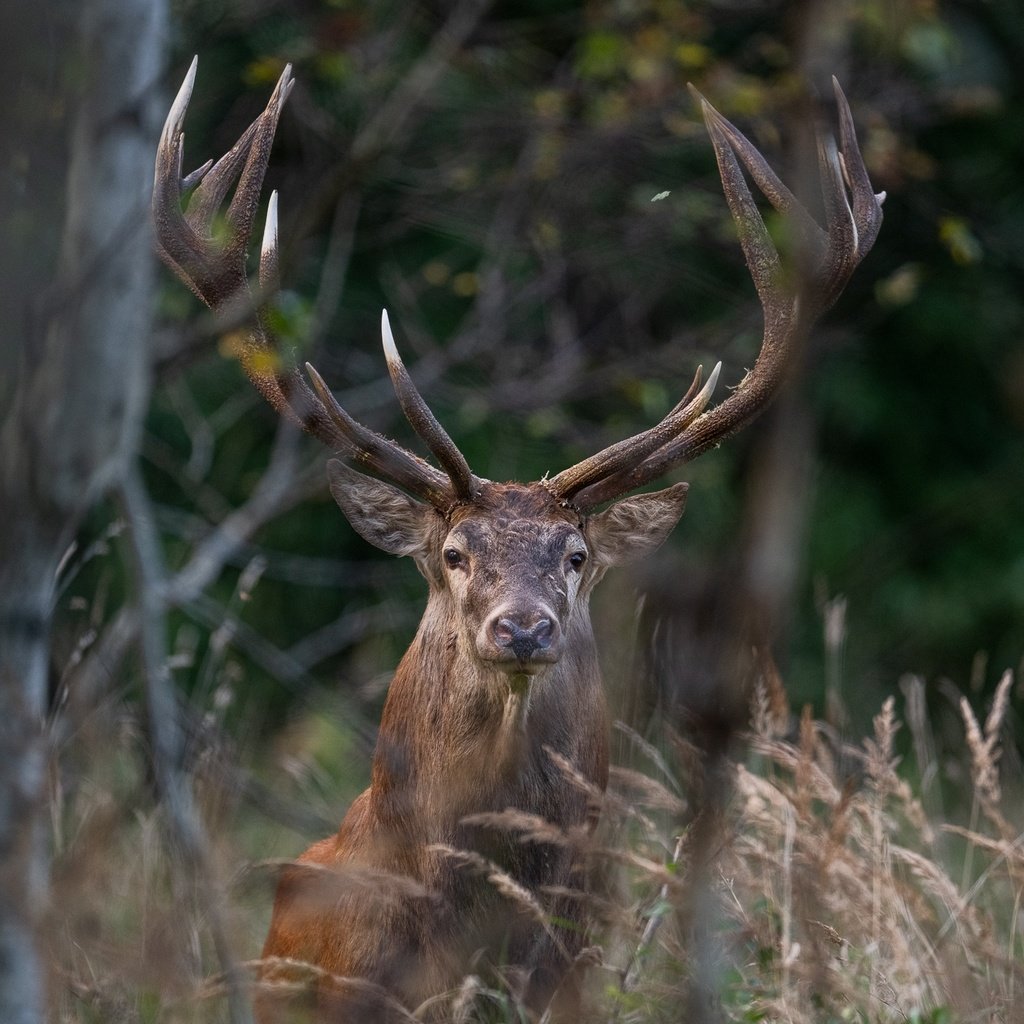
[257,480,687,1021]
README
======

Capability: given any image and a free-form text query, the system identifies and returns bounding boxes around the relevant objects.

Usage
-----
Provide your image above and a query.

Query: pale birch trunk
[0,0,166,1018]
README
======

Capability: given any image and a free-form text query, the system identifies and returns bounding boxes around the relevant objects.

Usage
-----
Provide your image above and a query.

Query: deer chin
[474,648,560,682]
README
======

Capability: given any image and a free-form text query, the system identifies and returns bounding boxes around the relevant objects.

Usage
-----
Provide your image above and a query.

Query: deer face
[328,464,688,677]
[441,492,588,674]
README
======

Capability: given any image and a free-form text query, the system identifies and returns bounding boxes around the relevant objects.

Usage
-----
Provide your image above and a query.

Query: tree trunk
[0,0,166,1018]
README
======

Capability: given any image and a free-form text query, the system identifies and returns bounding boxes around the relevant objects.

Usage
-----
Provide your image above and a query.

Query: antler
[155,63,880,518]
[153,58,478,508]
[547,79,884,511]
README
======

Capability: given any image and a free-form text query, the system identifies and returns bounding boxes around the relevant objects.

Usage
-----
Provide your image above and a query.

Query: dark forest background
[2,0,1023,1021]
[139,0,1023,725]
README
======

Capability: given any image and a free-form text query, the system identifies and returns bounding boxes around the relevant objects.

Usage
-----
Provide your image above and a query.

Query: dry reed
[48,662,1022,1022]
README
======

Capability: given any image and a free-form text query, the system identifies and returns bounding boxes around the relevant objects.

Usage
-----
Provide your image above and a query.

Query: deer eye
[443,548,465,570]
[566,551,587,572]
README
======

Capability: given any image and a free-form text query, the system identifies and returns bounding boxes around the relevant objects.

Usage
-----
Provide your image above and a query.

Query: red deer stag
[154,59,882,1021]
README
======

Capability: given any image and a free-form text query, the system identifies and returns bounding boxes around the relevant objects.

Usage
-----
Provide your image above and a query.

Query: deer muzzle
[480,607,560,672]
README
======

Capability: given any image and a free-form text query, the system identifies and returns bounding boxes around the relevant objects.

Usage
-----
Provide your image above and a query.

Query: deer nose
[493,616,554,662]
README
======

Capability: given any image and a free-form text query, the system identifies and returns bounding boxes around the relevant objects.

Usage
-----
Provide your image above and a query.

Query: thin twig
[621,833,685,992]
[164,420,302,605]
[118,468,254,1024]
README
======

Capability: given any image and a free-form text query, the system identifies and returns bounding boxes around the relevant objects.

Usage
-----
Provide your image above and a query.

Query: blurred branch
[119,468,254,1024]
[167,377,217,482]
[286,600,418,673]
[155,502,404,588]
[61,604,140,731]
[181,592,315,690]
[354,0,494,163]
[67,423,315,725]
[298,0,496,236]
[307,193,363,354]
[165,421,303,604]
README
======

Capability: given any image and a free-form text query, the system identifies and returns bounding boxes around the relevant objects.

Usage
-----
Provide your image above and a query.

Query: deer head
[153,58,883,690]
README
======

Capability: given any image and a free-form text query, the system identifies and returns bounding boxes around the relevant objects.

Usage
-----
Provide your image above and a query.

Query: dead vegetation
[47,650,1022,1023]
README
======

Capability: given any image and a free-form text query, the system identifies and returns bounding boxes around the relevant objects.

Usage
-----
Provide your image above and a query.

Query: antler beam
[153,58,477,509]
[155,62,881,518]
[551,79,884,511]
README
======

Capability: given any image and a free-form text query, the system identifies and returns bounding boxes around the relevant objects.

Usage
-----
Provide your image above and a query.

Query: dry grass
[47,666,1022,1023]
[593,669,1022,1024]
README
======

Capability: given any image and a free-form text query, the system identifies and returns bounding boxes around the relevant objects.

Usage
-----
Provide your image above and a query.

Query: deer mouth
[490,648,560,675]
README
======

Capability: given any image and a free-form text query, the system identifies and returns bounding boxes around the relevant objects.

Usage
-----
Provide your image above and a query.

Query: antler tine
[154,56,208,196]
[152,57,212,292]
[259,189,281,294]
[305,363,454,507]
[381,311,479,502]
[808,79,887,314]
[666,363,705,417]
[546,363,720,501]
[698,95,793,313]
[153,58,290,306]
[224,69,295,236]
[833,77,885,262]
[690,85,826,264]
[154,59,460,510]
[815,132,860,312]
[248,174,456,509]
[564,83,882,511]
[239,188,318,426]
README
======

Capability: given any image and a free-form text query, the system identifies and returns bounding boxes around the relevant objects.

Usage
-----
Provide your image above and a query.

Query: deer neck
[369,595,599,830]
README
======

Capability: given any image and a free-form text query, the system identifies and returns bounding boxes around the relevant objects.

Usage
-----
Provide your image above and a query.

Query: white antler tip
[706,361,722,395]
[181,55,198,98]
[261,190,279,258]
[165,57,198,139]
[305,361,329,396]
[277,64,296,109]
[381,309,400,366]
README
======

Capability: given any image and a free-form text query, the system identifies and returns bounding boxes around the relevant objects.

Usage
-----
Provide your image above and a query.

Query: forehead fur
[448,481,581,531]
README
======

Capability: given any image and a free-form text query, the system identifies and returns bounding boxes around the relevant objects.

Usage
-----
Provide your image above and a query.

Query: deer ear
[327,459,433,557]
[587,483,688,567]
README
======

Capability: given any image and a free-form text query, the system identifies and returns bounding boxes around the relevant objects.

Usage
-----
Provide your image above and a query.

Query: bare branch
[118,469,254,1024]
